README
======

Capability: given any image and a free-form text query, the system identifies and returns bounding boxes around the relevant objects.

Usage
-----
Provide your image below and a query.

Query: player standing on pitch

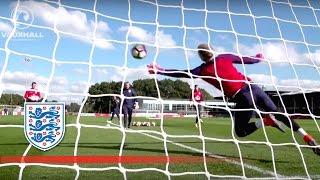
[147,43,320,156]
[109,96,120,121]
[191,85,204,128]
[24,82,43,102]
[122,82,138,129]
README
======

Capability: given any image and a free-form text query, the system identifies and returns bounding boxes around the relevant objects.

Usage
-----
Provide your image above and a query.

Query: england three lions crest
[24,103,65,151]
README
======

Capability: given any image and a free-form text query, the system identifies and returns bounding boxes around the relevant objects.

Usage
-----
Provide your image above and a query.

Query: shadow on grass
[56,143,288,163]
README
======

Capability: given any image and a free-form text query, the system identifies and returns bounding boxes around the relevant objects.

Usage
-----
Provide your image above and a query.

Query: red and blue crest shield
[24,103,65,151]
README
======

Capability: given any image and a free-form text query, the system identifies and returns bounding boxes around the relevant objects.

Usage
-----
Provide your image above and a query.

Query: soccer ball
[131,44,147,59]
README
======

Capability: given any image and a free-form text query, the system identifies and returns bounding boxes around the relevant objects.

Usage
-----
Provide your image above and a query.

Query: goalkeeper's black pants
[123,105,133,128]
[233,84,300,137]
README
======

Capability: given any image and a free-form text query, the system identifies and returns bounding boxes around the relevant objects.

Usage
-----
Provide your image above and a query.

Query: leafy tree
[0,94,24,106]
[83,79,214,113]
[66,103,81,112]
[200,88,214,101]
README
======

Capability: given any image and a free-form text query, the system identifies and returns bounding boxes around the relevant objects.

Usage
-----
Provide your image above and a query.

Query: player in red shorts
[147,43,320,156]
[24,82,42,102]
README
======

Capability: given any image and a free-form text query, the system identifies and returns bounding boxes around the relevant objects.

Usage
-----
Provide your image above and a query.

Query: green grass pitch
[0,115,319,179]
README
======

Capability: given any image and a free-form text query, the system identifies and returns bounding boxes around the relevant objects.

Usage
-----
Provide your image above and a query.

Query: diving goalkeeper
[147,43,320,156]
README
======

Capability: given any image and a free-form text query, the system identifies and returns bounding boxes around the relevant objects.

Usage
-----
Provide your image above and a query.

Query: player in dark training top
[122,82,137,129]
[147,43,320,156]
[109,96,120,121]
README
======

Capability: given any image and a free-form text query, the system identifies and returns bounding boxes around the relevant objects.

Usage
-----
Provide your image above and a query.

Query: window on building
[172,104,185,111]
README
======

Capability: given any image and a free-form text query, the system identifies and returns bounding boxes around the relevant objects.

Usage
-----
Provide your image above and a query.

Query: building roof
[142,99,235,106]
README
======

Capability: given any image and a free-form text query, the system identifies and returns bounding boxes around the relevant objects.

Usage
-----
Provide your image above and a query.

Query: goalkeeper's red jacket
[159,54,261,98]
[24,88,41,101]
[191,90,204,102]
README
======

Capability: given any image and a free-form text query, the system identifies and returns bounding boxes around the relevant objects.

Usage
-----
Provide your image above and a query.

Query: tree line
[0,94,25,106]
[0,79,214,113]
[0,94,80,113]
[84,78,213,113]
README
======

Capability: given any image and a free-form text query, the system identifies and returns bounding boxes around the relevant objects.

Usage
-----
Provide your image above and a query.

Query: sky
[1,0,320,103]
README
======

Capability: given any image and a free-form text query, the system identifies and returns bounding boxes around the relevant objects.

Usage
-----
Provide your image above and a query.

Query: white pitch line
[18,144,32,180]
[108,122,283,178]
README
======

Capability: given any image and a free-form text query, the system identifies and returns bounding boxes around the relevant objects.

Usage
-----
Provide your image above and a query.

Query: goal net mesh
[0,0,320,179]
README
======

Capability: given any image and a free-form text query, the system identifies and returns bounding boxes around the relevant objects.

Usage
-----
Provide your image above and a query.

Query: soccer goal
[1,0,320,179]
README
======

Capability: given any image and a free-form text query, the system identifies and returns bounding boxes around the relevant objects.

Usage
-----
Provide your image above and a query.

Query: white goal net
[0,0,320,179]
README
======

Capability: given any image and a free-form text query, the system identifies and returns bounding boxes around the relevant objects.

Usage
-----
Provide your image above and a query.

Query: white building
[141,99,235,113]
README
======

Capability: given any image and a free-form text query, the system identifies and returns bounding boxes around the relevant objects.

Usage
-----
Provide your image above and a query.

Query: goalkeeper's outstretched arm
[147,64,201,78]
[217,53,264,64]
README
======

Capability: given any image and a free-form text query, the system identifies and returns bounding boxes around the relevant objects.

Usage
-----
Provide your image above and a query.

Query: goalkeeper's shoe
[304,135,320,156]
[263,115,285,133]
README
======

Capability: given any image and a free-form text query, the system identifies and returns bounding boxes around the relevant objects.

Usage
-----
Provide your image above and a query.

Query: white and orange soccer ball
[131,44,147,59]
